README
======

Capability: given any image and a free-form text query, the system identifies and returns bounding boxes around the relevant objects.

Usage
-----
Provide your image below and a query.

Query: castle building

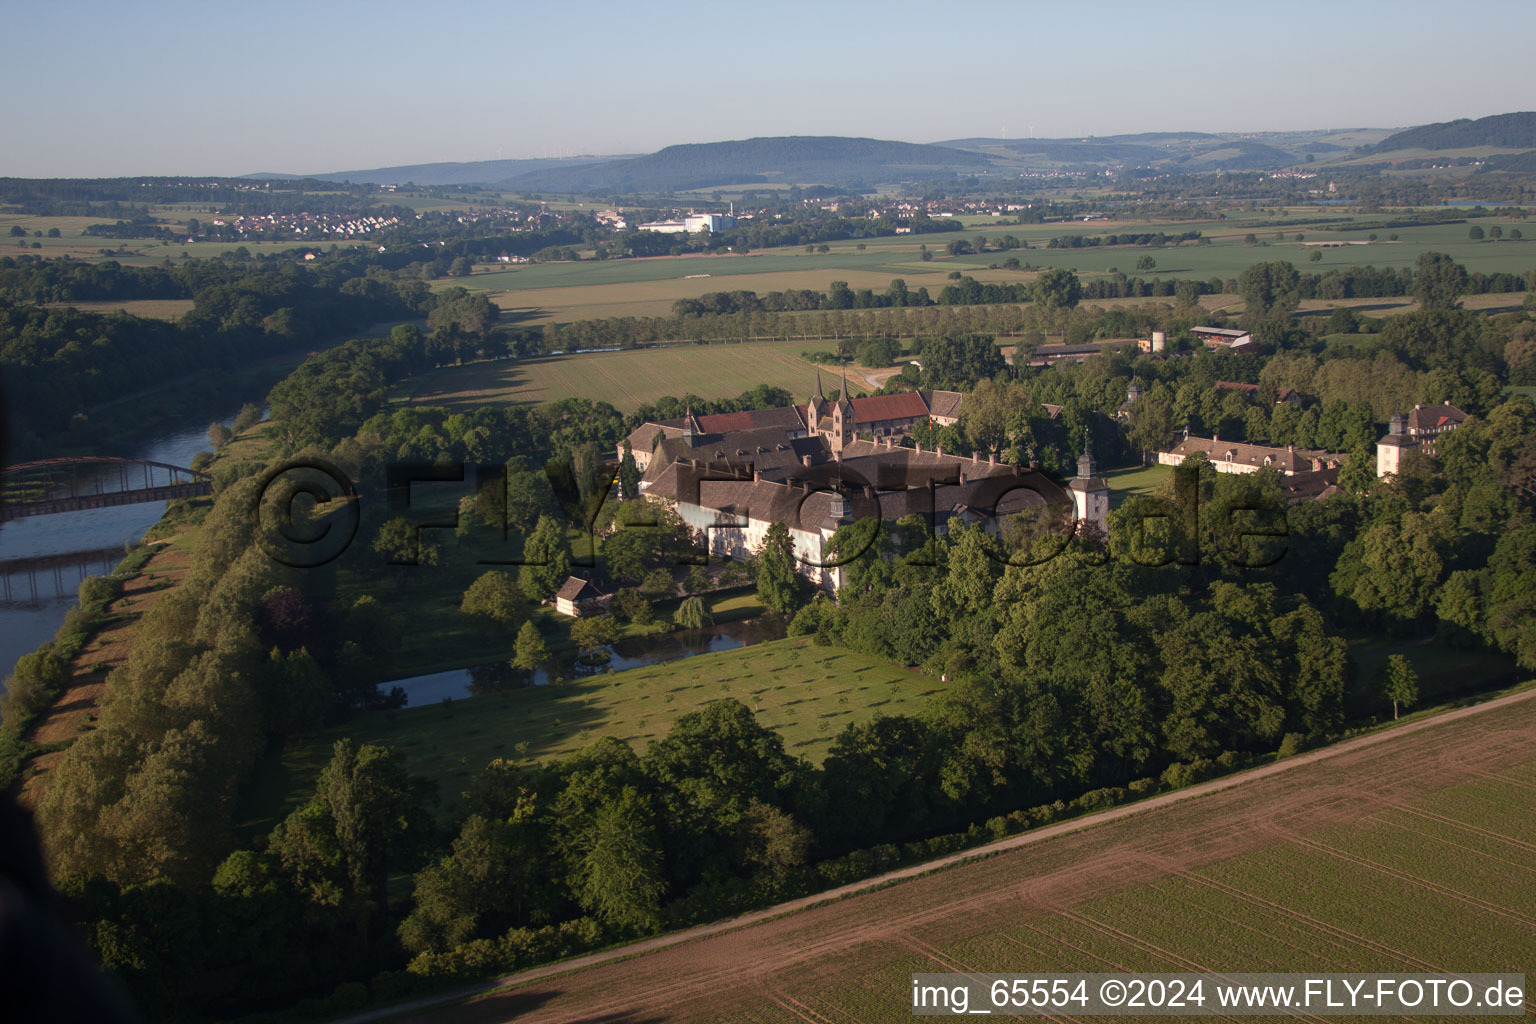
[1375,401,1466,476]
[635,395,1077,594]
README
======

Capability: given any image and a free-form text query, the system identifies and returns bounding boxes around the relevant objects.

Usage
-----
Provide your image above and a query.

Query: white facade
[671,494,839,592]
[636,212,737,235]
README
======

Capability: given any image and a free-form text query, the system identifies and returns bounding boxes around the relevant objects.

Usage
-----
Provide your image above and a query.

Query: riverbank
[17,538,195,804]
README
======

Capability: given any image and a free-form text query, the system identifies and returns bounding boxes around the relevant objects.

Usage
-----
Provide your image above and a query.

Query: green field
[242,636,943,830]
[401,339,873,412]
[406,206,1536,324]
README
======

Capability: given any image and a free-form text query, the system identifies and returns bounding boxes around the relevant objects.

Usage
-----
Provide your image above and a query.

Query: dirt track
[347,686,1536,1024]
[19,545,187,805]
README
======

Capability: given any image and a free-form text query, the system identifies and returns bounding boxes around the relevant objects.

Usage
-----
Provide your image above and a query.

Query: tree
[511,620,548,673]
[674,595,710,630]
[1309,249,1323,262]
[1237,261,1301,323]
[1378,653,1418,720]
[373,516,439,566]
[1135,255,1156,271]
[611,587,654,625]
[565,786,666,931]
[207,421,233,448]
[618,440,640,500]
[684,563,712,595]
[1126,387,1176,459]
[757,521,808,614]
[460,570,523,625]
[233,402,263,434]
[268,739,435,912]
[1410,252,1469,311]
[570,615,619,656]
[1031,268,1081,309]
[1468,225,1485,241]
[519,515,571,601]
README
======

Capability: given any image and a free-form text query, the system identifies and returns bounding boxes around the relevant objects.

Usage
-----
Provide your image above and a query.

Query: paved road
[334,684,1536,1024]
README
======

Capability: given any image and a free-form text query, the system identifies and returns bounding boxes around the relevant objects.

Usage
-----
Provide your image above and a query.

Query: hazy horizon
[4,0,1533,178]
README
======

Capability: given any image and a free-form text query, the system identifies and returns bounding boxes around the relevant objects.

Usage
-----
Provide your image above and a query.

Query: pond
[384,614,787,706]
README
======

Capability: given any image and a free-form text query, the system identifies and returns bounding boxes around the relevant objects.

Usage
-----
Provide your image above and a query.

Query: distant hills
[1374,111,1536,152]
[503,136,990,193]
[248,155,617,187]
[246,114,1536,193]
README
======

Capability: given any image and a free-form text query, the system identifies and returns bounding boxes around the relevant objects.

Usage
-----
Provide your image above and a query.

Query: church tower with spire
[1067,429,1109,532]
[805,371,829,437]
[829,368,856,452]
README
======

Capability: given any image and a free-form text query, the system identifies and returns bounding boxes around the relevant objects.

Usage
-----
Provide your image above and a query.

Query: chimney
[988,452,997,466]
[1212,433,1219,443]
[753,469,761,482]
[801,453,812,467]
[1312,457,1323,471]
[937,445,945,457]
[1012,462,1021,476]
[863,485,876,499]
[834,449,842,462]
[1287,444,1295,453]
[915,442,923,454]
[972,450,981,463]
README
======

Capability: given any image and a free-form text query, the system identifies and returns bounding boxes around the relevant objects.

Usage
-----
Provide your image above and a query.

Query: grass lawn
[238,636,944,832]
[399,339,873,413]
[1103,462,1171,507]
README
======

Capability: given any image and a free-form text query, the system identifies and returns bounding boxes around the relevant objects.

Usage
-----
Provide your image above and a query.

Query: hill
[501,136,994,192]
[1376,111,1536,152]
[939,131,1326,172]
[246,155,618,187]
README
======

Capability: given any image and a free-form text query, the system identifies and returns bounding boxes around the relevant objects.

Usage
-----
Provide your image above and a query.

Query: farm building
[1191,326,1256,352]
[554,576,606,617]
[1026,339,1139,367]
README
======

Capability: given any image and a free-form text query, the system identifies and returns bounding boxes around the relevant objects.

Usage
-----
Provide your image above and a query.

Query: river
[0,418,231,690]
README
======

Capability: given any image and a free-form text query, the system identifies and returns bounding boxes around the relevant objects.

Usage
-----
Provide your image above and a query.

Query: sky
[3,0,1533,178]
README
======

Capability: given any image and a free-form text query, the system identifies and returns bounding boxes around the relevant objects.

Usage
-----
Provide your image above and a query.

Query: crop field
[406,206,1536,325]
[484,267,958,322]
[411,688,1536,1024]
[402,339,872,412]
[247,637,941,827]
[43,298,195,321]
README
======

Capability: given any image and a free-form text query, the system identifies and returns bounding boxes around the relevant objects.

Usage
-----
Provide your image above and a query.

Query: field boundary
[332,681,1536,1024]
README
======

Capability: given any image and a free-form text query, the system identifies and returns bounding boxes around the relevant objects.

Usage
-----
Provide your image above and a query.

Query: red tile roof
[694,411,759,433]
[850,391,930,422]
